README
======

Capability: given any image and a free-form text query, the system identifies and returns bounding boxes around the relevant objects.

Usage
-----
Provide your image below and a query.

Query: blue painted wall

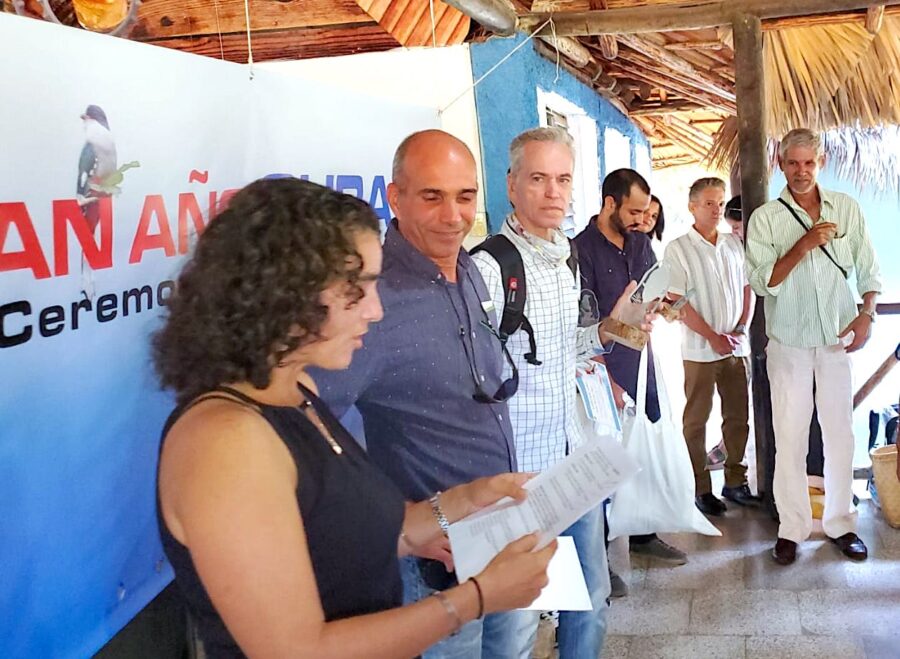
[470,34,650,233]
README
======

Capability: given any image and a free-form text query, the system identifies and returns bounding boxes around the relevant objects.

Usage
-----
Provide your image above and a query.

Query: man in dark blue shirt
[576,169,660,421]
[575,168,688,571]
[314,130,526,658]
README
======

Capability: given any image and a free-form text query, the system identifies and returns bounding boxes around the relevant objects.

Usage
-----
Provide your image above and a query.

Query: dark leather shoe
[695,492,727,516]
[722,484,762,507]
[829,533,868,561]
[772,538,797,565]
[609,570,628,598]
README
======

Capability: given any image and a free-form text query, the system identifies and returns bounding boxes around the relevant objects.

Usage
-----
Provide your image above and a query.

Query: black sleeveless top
[157,385,406,658]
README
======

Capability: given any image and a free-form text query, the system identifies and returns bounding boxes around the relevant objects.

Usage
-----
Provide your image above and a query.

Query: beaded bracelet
[432,590,462,634]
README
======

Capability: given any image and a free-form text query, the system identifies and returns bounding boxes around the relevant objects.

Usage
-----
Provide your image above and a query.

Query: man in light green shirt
[745,128,881,567]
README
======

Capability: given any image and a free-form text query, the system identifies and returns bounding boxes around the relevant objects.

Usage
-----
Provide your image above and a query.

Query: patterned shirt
[471,216,599,473]
[574,219,661,423]
[745,186,882,348]
[664,228,750,362]
[313,221,516,502]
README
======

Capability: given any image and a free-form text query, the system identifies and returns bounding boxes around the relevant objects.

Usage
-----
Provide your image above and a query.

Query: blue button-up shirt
[313,221,517,501]
[574,219,660,422]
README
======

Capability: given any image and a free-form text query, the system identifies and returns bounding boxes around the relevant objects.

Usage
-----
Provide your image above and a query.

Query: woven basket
[871,445,900,528]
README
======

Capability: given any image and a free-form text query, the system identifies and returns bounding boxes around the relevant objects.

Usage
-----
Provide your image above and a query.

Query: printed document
[450,436,639,582]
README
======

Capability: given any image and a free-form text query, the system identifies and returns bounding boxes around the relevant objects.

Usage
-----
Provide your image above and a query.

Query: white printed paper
[576,364,621,433]
[449,436,639,582]
[523,536,591,611]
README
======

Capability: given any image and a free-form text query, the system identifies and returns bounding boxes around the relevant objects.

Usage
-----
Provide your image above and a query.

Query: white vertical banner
[0,14,436,657]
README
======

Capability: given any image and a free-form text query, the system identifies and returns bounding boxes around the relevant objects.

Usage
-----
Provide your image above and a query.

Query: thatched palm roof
[710,118,900,195]
[707,15,900,191]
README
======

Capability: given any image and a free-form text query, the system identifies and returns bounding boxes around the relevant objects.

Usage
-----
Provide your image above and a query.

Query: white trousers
[767,340,857,542]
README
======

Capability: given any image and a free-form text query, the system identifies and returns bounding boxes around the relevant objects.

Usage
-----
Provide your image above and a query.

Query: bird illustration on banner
[76,104,139,300]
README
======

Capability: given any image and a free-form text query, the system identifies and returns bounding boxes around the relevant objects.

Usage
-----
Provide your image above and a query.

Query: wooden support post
[866,4,886,33]
[732,12,776,513]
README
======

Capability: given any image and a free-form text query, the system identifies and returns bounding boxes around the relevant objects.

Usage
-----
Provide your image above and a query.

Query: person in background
[576,168,688,592]
[725,195,745,243]
[152,177,555,659]
[664,177,758,518]
[746,127,881,566]
[634,194,666,243]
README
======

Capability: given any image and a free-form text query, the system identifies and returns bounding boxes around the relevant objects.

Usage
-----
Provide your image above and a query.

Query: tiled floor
[600,494,900,659]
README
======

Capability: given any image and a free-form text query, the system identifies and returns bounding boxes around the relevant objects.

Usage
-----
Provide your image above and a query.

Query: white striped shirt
[745,186,882,348]
[664,228,750,362]
[472,217,596,473]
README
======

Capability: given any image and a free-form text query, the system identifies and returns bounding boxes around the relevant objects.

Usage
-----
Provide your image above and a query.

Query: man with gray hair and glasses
[745,128,882,566]
[472,126,640,658]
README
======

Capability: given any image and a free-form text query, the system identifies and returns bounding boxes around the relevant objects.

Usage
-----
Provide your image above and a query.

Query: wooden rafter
[616,33,735,102]
[132,0,366,41]
[762,5,900,29]
[664,40,724,51]
[866,4,886,33]
[533,39,629,114]
[356,0,470,47]
[628,101,703,116]
[131,0,469,62]
[140,24,399,62]
[520,0,900,36]
[605,45,735,112]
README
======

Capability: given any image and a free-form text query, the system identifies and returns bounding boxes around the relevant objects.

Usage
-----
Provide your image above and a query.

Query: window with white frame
[635,143,652,183]
[604,127,631,177]
[536,88,600,237]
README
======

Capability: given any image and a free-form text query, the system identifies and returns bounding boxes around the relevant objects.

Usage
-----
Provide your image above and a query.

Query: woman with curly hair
[153,178,554,659]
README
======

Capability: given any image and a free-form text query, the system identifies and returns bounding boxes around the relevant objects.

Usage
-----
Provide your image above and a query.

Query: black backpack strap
[470,235,542,366]
[566,237,578,279]
[777,198,848,279]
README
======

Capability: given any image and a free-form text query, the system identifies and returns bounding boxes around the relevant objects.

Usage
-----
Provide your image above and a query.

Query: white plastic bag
[607,347,721,540]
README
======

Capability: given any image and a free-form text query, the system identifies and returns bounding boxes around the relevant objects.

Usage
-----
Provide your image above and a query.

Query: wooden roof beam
[532,40,629,113]
[629,101,704,116]
[664,40,725,51]
[609,47,736,111]
[443,0,516,34]
[866,4,886,33]
[653,122,710,160]
[538,35,595,67]
[600,58,734,113]
[141,24,400,63]
[616,34,735,102]
[763,4,900,29]
[654,155,702,168]
[519,0,900,36]
[132,0,369,41]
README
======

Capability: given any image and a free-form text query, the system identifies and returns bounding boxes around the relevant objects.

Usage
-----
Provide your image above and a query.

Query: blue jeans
[400,556,537,659]
[559,505,610,658]
[518,505,611,659]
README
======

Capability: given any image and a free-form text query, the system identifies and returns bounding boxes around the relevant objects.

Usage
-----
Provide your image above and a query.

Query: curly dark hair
[152,178,380,404]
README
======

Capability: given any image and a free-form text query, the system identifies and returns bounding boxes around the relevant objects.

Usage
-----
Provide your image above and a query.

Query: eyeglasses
[457,320,519,404]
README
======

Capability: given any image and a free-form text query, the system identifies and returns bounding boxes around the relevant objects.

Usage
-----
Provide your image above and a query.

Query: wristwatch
[734,323,747,335]
[860,308,877,323]
[429,492,450,537]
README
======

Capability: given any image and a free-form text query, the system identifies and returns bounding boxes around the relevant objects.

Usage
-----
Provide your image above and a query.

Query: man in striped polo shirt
[745,128,882,566]
[664,177,757,518]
